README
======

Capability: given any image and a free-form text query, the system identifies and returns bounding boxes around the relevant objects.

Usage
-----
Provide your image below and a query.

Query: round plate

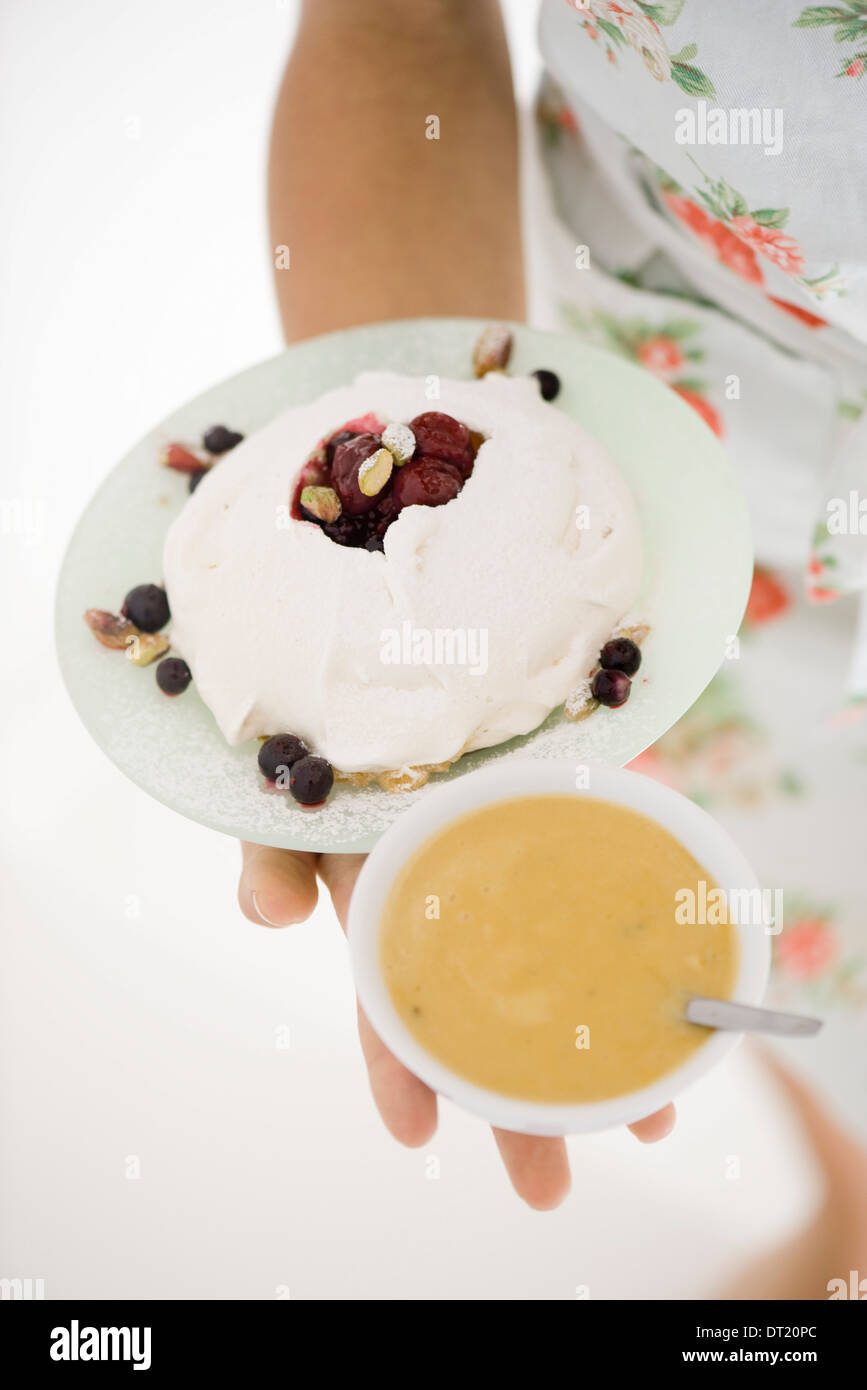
[56,318,752,853]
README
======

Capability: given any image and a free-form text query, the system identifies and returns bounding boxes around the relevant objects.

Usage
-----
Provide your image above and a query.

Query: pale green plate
[56,318,752,853]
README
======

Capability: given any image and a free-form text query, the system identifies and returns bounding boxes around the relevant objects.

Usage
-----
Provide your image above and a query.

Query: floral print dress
[533,0,867,1134]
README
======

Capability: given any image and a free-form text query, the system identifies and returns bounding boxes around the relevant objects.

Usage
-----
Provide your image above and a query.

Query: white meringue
[163,372,641,773]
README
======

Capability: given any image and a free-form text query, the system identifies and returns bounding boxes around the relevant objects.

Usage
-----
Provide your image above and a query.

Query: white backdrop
[0,0,817,1299]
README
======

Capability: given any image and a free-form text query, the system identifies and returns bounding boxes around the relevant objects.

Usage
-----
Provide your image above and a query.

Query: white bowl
[348,760,771,1136]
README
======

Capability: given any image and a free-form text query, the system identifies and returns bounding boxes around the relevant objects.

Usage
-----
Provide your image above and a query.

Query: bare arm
[268,0,525,341]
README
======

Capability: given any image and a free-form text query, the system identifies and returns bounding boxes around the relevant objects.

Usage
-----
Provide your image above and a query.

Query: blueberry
[591,669,631,708]
[188,469,207,494]
[123,584,170,632]
[203,425,244,454]
[325,429,359,464]
[156,657,192,695]
[365,535,385,552]
[258,733,310,782]
[532,369,561,402]
[289,755,334,806]
[599,637,641,677]
[323,514,368,547]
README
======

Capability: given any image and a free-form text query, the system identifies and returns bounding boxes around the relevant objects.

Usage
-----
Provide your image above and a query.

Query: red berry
[324,429,358,465]
[331,433,384,515]
[591,669,631,708]
[409,412,474,476]
[373,494,400,537]
[392,456,463,511]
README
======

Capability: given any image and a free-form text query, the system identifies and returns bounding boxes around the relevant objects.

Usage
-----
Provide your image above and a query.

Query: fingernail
[251,890,284,927]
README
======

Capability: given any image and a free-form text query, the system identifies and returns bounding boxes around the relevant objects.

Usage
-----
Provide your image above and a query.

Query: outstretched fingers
[319,852,439,1148]
[628,1103,676,1144]
[492,1129,571,1211]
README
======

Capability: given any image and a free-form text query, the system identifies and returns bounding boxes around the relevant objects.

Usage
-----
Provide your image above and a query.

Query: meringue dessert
[162,370,641,779]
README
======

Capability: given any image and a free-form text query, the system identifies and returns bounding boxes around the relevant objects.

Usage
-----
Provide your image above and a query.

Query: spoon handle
[686,997,823,1037]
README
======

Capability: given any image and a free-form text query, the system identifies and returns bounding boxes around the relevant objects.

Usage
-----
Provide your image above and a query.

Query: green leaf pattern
[571,1,716,95]
[792,3,867,76]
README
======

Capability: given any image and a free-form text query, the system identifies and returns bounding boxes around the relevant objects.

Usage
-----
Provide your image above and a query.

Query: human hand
[239,844,676,1210]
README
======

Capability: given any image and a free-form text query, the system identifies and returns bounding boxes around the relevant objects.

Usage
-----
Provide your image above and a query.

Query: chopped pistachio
[125,631,171,667]
[300,485,342,523]
[381,422,415,465]
[84,608,140,650]
[472,323,513,378]
[358,447,394,497]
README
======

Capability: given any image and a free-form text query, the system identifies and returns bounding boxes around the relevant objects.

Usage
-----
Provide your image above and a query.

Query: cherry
[409,412,474,476]
[325,429,358,465]
[392,456,463,512]
[331,433,385,515]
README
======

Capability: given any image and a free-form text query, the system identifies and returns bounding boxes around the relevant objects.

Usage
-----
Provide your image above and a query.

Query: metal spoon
[686,997,823,1037]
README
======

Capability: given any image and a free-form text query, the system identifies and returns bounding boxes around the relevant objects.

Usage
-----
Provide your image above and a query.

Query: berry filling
[291,411,484,549]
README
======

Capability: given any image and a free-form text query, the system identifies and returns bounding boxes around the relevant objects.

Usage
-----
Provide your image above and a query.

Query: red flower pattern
[672,385,723,437]
[745,567,790,626]
[663,192,763,285]
[766,295,827,329]
[777,918,838,980]
[638,335,684,374]
[729,216,806,276]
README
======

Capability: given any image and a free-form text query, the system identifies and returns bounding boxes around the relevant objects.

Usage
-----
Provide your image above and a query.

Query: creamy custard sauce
[380,796,739,1103]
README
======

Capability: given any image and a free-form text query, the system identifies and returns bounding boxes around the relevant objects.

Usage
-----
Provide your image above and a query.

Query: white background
[0,0,817,1299]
